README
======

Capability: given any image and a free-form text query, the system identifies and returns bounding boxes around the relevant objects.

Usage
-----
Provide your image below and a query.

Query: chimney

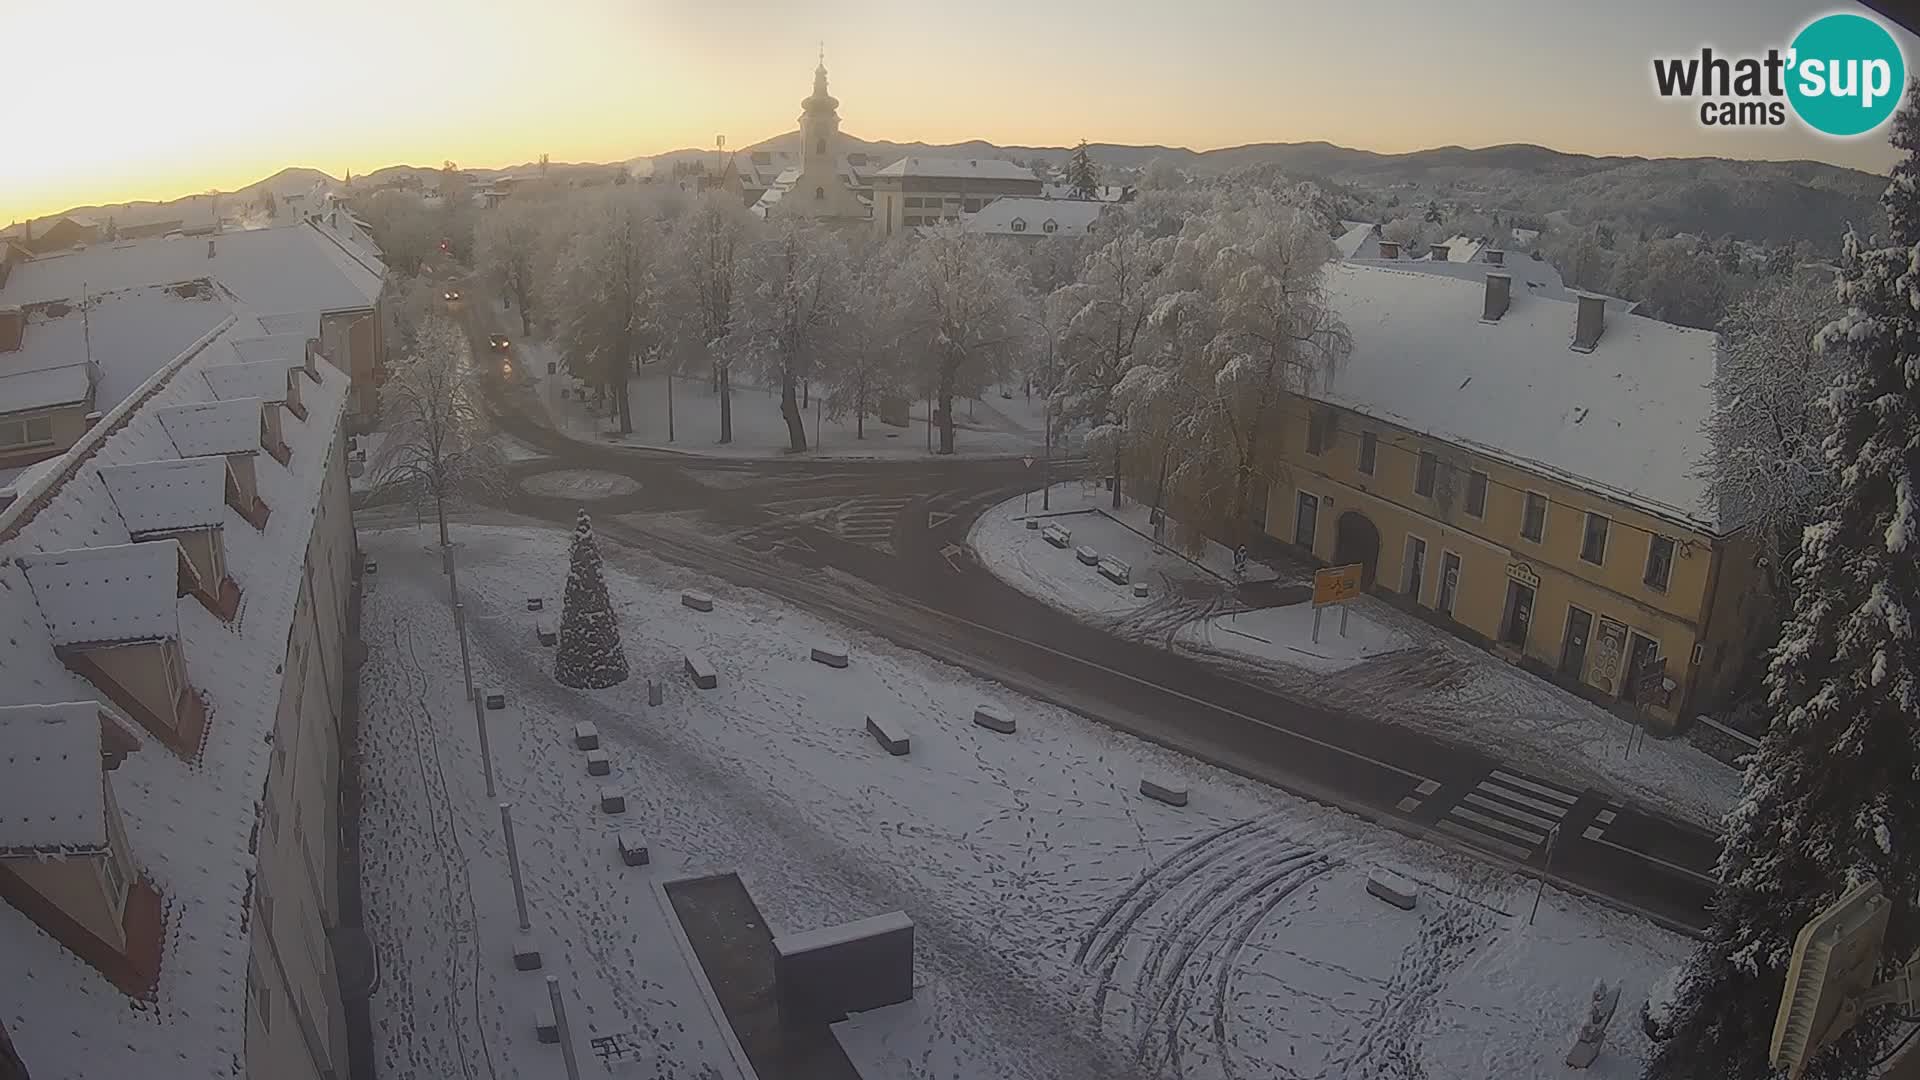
[1429,243,1450,261]
[1377,240,1400,260]
[1571,294,1607,352]
[206,239,216,259]
[0,306,21,352]
[1486,248,1505,266]
[1483,273,1511,322]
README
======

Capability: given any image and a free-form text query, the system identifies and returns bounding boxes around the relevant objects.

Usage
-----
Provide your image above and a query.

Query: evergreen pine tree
[1067,140,1099,201]
[1646,83,1920,1080]
[554,509,630,689]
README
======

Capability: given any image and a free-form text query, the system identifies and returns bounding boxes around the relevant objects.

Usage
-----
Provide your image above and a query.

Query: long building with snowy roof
[0,287,358,1079]
[1264,259,1773,728]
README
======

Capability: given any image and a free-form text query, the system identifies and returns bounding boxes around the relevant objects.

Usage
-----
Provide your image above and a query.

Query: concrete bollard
[1140,778,1189,806]
[973,706,1016,735]
[648,678,663,707]
[586,749,611,776]
[681,590,714,612]
[811,642,850,668]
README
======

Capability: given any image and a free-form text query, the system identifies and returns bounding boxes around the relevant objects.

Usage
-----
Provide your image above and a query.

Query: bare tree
[545,190,666,433]
[476,201,544,335]
[368,311,504,546]
[1697,272,1845,598]
[1052,229,1173,505]
[895,224,1033,454]
[728,220,846,451]
[824,244,908,439]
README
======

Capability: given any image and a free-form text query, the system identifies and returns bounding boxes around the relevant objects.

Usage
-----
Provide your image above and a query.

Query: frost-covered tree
[895,224,1034,453]
[476,201,544,335]
[1129,191,1351,539]
[1137,157,1185,191]
[823,243,906,440]
[358,189,437,276]
[674,192,754,444]
[1697,274,1843,599]
[367,310,504,547]
[1067,141,1100,200]
[1647,86,1920,1080]
[728,221,846,451]
[554,509,629,689]
[546,190,667,432]
[1052,230,1173,505]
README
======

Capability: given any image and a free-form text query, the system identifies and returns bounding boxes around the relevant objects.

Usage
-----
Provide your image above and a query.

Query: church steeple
[802,48,838,116]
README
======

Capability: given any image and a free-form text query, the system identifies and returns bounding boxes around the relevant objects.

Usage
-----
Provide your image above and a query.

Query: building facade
[1263,265,1769,729]
[870,157,1043,236]
[762,61,871,223]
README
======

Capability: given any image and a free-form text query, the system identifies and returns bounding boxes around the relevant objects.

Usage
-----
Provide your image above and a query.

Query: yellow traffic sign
[1313,564,1364,607]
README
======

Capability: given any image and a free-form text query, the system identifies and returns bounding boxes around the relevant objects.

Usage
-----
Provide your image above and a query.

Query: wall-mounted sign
[1506,561,1541,589]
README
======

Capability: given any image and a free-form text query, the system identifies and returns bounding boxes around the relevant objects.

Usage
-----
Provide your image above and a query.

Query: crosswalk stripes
[1434,769,1579,862]
[830,495,914,547]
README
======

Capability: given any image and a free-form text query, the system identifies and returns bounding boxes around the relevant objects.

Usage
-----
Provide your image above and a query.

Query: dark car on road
[488,334,511,352]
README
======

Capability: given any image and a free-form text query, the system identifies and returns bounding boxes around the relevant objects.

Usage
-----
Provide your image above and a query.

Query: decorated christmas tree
[554,508,629,689]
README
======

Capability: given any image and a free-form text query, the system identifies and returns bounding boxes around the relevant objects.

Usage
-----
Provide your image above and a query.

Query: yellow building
[1265,262,1771,731]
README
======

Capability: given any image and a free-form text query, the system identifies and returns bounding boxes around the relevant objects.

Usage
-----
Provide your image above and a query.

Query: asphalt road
[431,281,1724,936]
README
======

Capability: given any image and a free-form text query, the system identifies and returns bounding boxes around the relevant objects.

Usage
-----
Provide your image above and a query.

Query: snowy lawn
[522,347,1045,460]
[359,522,1688,1079]
[969,488,1740,829]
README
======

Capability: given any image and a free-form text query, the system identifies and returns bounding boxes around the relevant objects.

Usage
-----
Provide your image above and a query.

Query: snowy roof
[157,397,263,457]
[1346,245,1632,312]
[1039,183,1130,202]
[257,310,320,337]
[1334,222,1379,260]
[0,220,382,315]
[965,197,1107,237]
[202,359,290,404]
[98,456,228,535]
[0,703,121,856]
[229,331,309,365]
[18,540,183,646]
[872,156,1039,182]
[0,284,234,415]
[1321,263,1721,530]
[0,300,351,1075]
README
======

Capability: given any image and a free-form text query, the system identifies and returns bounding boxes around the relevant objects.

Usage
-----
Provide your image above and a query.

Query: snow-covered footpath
[969,484,1741,830]
[359,523,1687,1079]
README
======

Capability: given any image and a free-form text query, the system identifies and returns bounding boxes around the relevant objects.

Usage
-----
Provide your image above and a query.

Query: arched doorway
[1333,511,1382,589]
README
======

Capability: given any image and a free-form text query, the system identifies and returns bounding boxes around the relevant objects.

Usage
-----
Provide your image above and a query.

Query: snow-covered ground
[359,522,1688,1079]
[969,485,1740,829]
[518,329,1048,460]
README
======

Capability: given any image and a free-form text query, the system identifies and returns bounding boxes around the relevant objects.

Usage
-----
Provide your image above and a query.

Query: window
[1307,410,1327,455]
[99,848,128,913]
[905,197,922,208]
[1645,535,1676,591]
[1414,451,1438,497]
[1358,431,1377,475]
[1465,471,1488,517]
[1521,492,1547,542]
[963,199,982,212]
[905,215,922,226]
[1294,492,1319,550]
[814,186,825,201]
[0,415,55,450]
[1043,219,1058,233]
[815,138,825,156]
[1011,218,1027,233]
[1581,512,1610,565]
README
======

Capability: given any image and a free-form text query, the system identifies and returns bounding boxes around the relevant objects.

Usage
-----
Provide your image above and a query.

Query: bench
[681,590,714,613]
[484,689,505,711]
[1042,524,1072,549]
[586,749,611,776]
[1025,518,1040,530]
[1075,545,1100,566]
[535,617,557,647]
[513,934,543,971]
[1366,869,1419,911]
[1098,558,1131,584]
[619,831,650,867]
[811,641,850,669]
[973,706,1015,735]
[1132,582,1149,598]
[534,1003,558,1043]
[599,786,626,814]
[1140,777,1189,807]
[574,722,599,750]
[526,596,544,612]
[684,652,718,690]
[866,715,911,756]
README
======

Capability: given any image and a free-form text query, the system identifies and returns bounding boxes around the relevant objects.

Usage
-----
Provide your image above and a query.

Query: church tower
[785,53,866,221]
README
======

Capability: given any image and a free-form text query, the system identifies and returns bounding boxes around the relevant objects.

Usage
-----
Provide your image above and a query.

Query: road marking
[1589,835,1718,887]
[1415,779,1442,796]
[1395,796,1422,814]
[928,510,956,529]
[1463,793,1561,833]
[1470,783,1572,821]
[1451,805,1546,845]
[1436,819,1536,861]
[1583,826,1606,841]
[1489,769,1579,805]
[1595,809,1618,825]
